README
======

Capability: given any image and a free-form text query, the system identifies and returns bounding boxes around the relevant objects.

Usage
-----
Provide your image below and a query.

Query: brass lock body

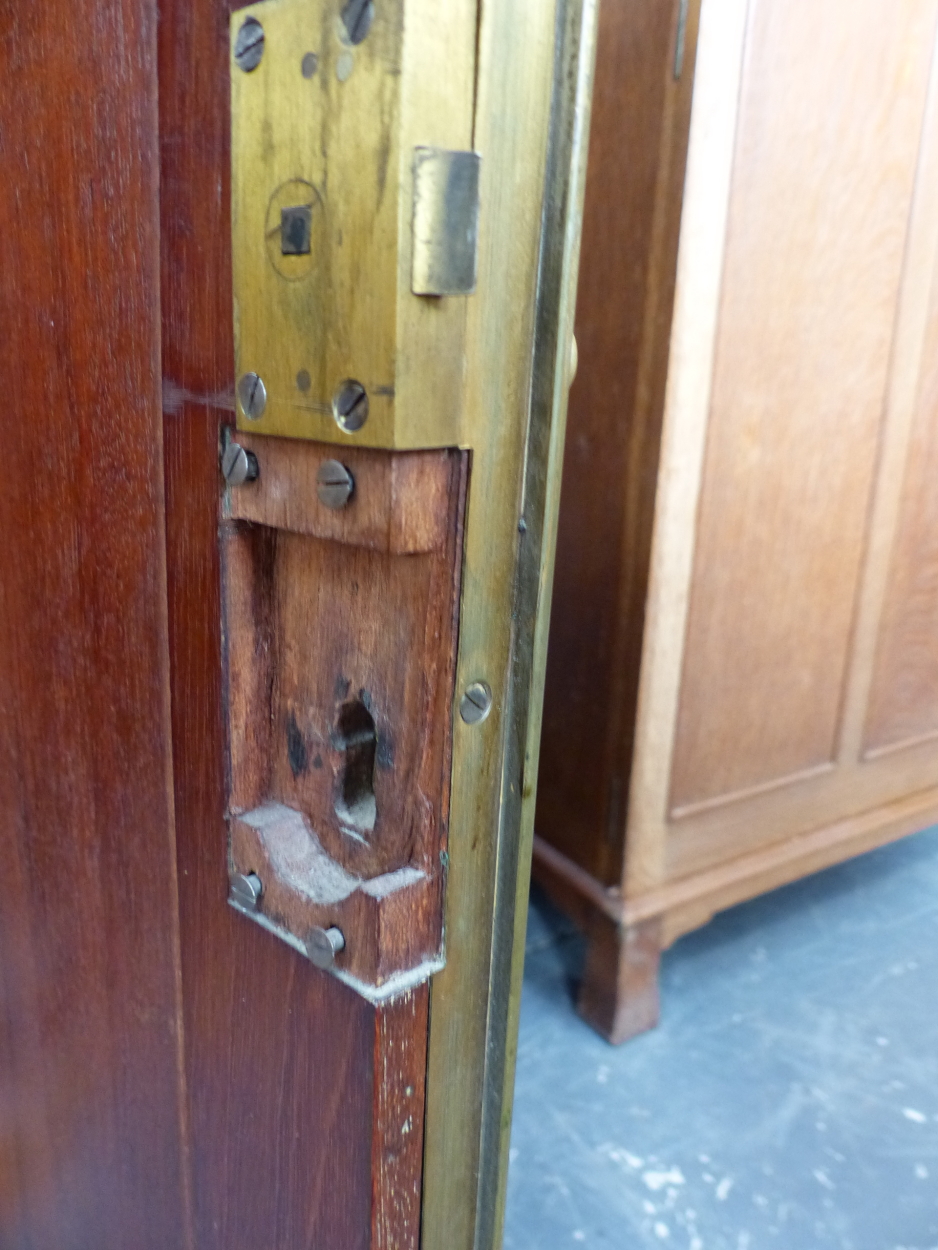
[230,0,480,449]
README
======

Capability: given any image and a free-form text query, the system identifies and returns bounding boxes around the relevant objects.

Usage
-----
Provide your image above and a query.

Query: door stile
[421,0,600,1247]
[159,1,384,1246]
[158,0,596,1246]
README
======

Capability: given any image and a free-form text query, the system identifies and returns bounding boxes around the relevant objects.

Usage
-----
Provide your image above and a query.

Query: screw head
[234,16,265,71]
[230,872,263,911]
[332,379,369,433]
[237,371,267,420]
[460,681,493,726]
[335,50,354,83]
[340,0,375,44]
[306,926,346,969]
[316,459,354,510]
[221,441,259,487]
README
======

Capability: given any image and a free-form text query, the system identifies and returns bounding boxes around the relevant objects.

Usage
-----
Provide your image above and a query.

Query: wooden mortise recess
[222,434,469,999]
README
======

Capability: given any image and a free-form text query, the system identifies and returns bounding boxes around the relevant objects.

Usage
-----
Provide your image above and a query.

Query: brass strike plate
[412,148,481,297]
[230,0,480,450]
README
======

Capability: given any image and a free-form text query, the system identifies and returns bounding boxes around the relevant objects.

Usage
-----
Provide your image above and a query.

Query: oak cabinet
[535,0,938,1041]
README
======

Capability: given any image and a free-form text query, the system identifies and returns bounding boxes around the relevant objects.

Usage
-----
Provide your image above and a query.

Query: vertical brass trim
[481,0,600,1242]
[675,0,690,79]
[421,0,600,1246]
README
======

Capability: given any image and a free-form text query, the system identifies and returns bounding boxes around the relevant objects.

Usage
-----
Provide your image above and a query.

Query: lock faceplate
[230,0,479,449]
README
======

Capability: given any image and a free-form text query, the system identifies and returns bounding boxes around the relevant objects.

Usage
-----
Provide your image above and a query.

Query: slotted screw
[238,371,267,420]
[340,0,374,44]
[332,380,369,433]
[460,681,493,726]
[306,926,346,969]
[222,440,259,487]
[316,460,354,510]
[230,872,263,912]
[234,17,265,71]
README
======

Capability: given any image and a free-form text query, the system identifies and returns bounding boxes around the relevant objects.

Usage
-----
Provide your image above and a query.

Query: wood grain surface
[372,987,429,1250]
[607,0,938,898]
[535,0,700,887]
[670,0,938,813]
[229,460,464,878]
[228,434,457,554]
[866,242,938,753]
[222,444,466,984]
[0,0,192,1244]
[534,0,938,1043]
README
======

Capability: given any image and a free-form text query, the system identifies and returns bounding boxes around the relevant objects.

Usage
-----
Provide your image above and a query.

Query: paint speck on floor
[504,826,938,1249]
[643,1168,685,1192]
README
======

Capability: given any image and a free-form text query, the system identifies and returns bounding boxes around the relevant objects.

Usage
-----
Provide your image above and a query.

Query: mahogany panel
[866,260,938,754]
[670,0,937,812]
[536,0,698,885]
[372,986,429,1249]
[0,0,190,1244]
[158,1,387,1245]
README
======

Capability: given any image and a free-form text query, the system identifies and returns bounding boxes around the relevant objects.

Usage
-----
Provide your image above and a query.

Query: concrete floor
[504,826,938,1250]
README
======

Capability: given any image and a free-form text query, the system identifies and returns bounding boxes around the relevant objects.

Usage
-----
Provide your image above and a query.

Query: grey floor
[504,826,938,1250]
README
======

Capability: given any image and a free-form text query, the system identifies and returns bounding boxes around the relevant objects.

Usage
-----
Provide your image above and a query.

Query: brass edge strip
[481,0,600,1243]
[421,0,600,1245]
[420,0,561,1245]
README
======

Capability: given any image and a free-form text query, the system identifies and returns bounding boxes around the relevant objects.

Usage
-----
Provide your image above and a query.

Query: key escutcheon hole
[333,699,377,834]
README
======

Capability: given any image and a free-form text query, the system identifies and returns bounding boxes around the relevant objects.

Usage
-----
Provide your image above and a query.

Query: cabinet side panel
[865,262,938,754]
[670,0,938,812]
[537,0,698,882]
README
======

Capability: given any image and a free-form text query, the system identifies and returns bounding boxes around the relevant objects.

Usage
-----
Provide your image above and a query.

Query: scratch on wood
[162,377,236,415]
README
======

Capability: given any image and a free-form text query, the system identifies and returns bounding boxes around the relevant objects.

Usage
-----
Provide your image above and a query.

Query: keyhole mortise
[334,698,377,833]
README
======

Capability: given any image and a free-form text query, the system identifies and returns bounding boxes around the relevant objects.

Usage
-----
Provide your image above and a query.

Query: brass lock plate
[230,0,479,450]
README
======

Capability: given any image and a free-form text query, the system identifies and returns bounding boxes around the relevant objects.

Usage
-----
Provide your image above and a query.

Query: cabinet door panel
[670,0,938,813]
[628,0,938,900]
